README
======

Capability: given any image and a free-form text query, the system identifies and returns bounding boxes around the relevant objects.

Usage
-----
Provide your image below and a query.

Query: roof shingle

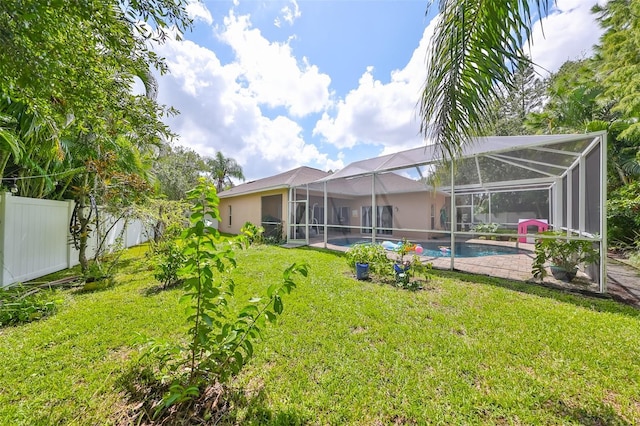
[218,166,331,198]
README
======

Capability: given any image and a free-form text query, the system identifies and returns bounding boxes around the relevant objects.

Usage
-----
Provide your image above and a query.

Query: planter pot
[393,263,410,275]
[550,265,577,282]
[394,262,410,284]
[355,263,369,280]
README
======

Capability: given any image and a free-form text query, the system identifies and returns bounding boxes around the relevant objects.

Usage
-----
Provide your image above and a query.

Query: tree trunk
[77,193,90,274]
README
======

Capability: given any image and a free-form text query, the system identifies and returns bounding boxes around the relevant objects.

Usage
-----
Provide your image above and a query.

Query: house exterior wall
[325,191,447,240]
[218,188,288,236]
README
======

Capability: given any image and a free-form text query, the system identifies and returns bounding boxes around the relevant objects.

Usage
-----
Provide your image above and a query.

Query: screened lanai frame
[288,131,607,292]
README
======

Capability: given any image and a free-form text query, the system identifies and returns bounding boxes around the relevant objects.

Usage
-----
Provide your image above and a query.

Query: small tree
[144,179,308,418]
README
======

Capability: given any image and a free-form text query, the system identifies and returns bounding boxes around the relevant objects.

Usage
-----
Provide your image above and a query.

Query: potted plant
[532,230,599,282]
[393,239,414,280]
[345,243,388,280]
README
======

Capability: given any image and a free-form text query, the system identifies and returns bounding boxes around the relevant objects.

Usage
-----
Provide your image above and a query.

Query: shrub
[471,223,500,233]
[532,230,600,281]
[240,221,265,245]
[153,239,185,288]
[345,243,390,276]
[0,284,57,326]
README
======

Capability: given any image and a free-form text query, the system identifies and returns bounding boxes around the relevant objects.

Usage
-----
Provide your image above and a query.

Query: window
[333,207,349,226]
[361,205,392,235]
[228,205,232,227]
[430,204,435,229]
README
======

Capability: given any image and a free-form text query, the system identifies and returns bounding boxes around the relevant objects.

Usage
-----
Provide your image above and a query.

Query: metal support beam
[566,169,573,235]
[579,154,586,236]
[305,185,310,245]
[323,181,328,247]
[553,178,563,229]
[485,154,557,177]
[450,162,456,270]
[371,174,377,243]
[600,133,608,293]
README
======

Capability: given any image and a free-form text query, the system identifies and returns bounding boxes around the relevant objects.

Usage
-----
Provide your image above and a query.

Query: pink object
[415,245,423,255]
[518,219,549,243]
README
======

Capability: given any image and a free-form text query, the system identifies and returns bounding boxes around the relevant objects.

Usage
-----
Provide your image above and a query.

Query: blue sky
[152,0,604,181]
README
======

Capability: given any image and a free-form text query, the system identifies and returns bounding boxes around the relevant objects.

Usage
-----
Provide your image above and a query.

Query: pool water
[327,238,528,258]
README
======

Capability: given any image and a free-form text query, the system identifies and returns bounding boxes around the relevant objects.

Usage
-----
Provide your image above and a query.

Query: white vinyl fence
[0,193,151,287]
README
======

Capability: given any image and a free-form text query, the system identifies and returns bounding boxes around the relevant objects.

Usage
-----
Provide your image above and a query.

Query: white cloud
[280,0,301,26]
[186,0,213,25]
[313,21,437,152]
[153,32,336,179]
[219,12,331,118]
[526,0,604,75]
[314,2,604,154]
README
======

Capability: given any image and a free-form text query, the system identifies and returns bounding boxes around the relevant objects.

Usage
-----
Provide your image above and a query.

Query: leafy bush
[345,243,390,276]
[532,230,600,281]
[471,223,500,233]
[153,239,185,288]
[608,181,640,246]
[0,284,57,326]
[240,221,264,245]
[393,255,432,291]
[261,217,285,245]
[410,255,433,281]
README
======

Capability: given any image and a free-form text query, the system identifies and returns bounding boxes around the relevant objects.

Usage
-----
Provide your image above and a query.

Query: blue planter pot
[355,263,369,280]
[394,263,410,284]
[394,263,410,274]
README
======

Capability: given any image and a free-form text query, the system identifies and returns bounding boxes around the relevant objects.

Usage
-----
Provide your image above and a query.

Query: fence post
[67,199,75,269]
[0,193,8,287]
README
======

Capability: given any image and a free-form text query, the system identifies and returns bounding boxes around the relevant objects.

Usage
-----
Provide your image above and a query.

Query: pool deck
[308,238,640,307]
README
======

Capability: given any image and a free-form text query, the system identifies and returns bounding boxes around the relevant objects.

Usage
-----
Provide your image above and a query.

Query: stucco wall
[325,191,447,239]
[218,189,288,235]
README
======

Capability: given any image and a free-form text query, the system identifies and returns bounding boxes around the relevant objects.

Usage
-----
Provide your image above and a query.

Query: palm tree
[419,0,553,160]
[207,152,245,193]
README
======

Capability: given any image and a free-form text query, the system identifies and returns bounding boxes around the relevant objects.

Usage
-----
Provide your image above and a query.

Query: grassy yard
[1,244,639,425]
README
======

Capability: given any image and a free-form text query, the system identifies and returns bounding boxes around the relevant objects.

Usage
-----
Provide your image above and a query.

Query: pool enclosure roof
[319,133,605,194]
[291,132,607,292]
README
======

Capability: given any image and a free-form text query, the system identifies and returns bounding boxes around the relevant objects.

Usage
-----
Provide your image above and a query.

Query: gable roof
[218,166,331,198]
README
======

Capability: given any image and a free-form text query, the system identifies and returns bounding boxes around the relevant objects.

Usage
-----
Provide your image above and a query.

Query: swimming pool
[327,238,529,258]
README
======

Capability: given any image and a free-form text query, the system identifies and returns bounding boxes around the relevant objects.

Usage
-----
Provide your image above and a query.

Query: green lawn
[1,244,639,425]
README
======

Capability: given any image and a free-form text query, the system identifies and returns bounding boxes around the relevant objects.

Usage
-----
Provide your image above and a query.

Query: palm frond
[621,157,640,177]
[0,125,22,160]
[420,0,553,160]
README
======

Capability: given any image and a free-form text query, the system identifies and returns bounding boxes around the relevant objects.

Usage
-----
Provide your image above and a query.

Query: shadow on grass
[433,269,640,318]
[222,387,310,426]
[142,279,184,296]
[543,398,634,426]
[116,365,310,425]
[294,245,347,257]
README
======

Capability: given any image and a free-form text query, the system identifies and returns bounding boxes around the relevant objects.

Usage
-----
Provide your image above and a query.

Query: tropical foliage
[0,0,190,133]
[207,151,246,193]
[420,0,552,159]
[491,60,546,136]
